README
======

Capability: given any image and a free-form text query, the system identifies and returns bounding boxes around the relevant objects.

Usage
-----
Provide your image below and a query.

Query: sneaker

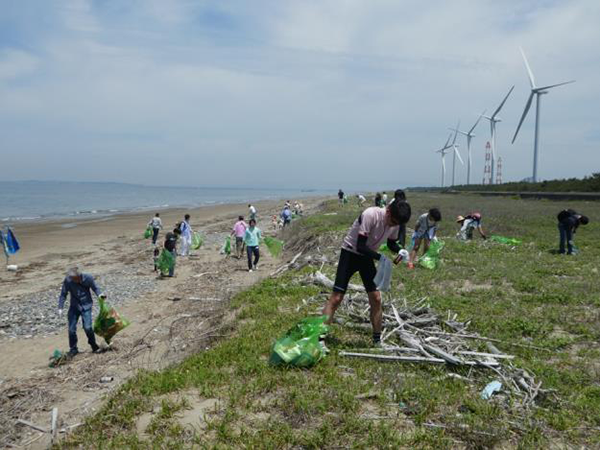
[248,269,253,273]
[253,264,258,270]
[68,349,79,357]
[92,346,101,354]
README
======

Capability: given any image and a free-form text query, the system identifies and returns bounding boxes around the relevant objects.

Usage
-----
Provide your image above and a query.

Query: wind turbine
[511,48,575,183]
[483,86,514,184]
[449,111,485,185]
[449,121,464,186]
[435,133,453,188]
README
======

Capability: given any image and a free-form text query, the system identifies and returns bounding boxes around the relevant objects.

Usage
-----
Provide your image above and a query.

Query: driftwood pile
[308,271,546,407]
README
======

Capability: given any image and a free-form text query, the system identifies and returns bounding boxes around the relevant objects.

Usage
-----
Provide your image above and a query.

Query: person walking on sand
[248,204,257,222]
[281,205,292,228]
[148,213,163,245]
[58,267,102,356]
[244,219,262,272]
[179,214,192,256]
[408,208,441,269]
[163,228,181,277]
[338,189,345,205]
[231,216,248,259]
[322,201,412,344]
[557,209,589,255]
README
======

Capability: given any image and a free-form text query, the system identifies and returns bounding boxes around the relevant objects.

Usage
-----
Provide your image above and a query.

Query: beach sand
[0,196,325,449]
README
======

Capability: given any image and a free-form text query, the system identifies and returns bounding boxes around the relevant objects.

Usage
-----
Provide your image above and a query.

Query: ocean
[0,181,327,223]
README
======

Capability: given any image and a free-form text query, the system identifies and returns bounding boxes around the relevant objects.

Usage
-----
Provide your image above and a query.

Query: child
[272,215,279,231]
[408,208,442,268]
[456,213,487,241]
[153,247,160,272]
[557,209,589,255]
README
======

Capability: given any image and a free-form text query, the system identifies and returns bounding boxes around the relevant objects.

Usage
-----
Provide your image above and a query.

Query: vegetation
[451,172,600,193]
[60,194,600,448]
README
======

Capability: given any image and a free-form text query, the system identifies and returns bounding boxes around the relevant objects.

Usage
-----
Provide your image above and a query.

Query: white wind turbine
[482,86,514,184]
[449,111,485,185]
[449,121,464,186]
[511,48,575,183]
[435,133,453,188]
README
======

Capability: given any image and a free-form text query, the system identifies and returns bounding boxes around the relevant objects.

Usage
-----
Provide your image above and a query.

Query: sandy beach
[0,196,325,449]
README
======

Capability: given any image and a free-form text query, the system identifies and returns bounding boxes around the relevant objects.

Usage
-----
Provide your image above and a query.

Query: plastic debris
[93,297,130,344]
[481,380,502,400]
[269,315,329,368]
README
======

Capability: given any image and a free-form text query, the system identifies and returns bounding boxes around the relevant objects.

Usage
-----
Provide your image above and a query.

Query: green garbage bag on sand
[419,239,445,270]
[192,232,203,250]
[157,249,175,275]
[264,236,284,258]
[220,236,231,255]
[144,227,152,239]
[489,235,522,246]
[93,297,130,344]
[270,316,329,368]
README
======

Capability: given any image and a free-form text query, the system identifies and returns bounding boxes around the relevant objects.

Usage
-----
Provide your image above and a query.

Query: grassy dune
[60,193,600,449]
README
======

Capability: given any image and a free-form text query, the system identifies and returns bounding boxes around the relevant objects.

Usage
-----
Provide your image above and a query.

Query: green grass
[60,193,600,449]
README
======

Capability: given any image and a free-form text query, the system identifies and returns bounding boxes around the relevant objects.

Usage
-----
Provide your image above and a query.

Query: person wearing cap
[58,267,102,356]
[456,212,487,241]
[557,209,589,255]
[322,200,412,345]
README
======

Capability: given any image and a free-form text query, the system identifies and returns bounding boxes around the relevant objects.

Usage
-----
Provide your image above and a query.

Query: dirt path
[0,199,324,449]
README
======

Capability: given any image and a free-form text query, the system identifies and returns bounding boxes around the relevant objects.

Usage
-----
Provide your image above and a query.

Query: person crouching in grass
[408,208,441,269]
[322,200,412,345]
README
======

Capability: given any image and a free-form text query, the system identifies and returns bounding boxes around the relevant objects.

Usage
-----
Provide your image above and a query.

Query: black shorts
[333,249,377,293]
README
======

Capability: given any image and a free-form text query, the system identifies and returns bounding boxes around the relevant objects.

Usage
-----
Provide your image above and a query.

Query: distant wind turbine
[483,86,514,184]
[511,48,575,183]
[435,133,453,188]
[449,121,464,186]
[449,111,485,185]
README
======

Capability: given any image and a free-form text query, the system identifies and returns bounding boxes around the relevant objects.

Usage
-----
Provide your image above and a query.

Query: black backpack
[557,209,576,222]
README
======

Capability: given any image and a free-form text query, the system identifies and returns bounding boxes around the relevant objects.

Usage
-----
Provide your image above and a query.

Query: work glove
[58,309,64,318]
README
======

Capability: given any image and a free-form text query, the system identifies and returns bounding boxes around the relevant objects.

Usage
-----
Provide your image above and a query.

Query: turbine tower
[449,121,464,186]
[435,133,453,188]
[482,86,514,185]
[511,48,575,183]
[449,111,485,185]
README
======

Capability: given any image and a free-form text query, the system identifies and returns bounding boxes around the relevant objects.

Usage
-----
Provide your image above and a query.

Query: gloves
[394,249,410,265]
[58,309,64,318]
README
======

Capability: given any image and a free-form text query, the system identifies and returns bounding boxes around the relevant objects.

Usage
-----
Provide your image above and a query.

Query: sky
[0,0,599,190]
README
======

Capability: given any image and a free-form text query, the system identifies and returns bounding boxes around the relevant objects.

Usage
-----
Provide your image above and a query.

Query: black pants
[558,222,574,254]
[152,228,160,244]
[333,249,377,293]
[247,246,260,269]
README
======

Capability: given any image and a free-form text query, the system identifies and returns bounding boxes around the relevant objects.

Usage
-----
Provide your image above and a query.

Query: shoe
[92,346,101,354]
[248,269,253,273]
[253,264,258,270]
[407,262,415,269]
[68,349,79,357]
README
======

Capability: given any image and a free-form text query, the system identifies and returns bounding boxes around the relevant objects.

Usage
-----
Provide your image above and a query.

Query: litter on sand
[93,297,130,344]
[481,380,503,400]
[269,315,329,368]
[489,235,522,246]
[263,236,284,258]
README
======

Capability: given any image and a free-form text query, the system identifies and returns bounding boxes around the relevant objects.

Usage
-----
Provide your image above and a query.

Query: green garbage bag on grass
[220,236,231,255]
[489,235,522,246]
[144,227,152,239]
[269,315,329,368]
[192,232,203,250]
[419,239,445,270]
[156,249,175,275]
[93,297,130,344]
[264,236,284,258]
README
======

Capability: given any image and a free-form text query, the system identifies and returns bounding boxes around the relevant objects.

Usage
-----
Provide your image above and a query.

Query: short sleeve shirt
[342,207,399,255]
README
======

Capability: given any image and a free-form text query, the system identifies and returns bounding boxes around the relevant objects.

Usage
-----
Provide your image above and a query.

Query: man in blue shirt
[58,267,102,356]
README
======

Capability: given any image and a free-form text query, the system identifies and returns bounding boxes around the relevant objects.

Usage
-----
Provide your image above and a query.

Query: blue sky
[0,0,598,189]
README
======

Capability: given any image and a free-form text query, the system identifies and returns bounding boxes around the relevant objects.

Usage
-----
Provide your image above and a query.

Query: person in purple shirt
[57,267,102,356]
[231,216,248,259]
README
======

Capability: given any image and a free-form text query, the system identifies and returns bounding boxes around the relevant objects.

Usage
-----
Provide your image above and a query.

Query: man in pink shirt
[231,216,248,259]
[322,200,411,344]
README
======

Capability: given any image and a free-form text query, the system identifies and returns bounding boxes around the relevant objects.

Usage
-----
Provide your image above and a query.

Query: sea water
[0,181,325,223]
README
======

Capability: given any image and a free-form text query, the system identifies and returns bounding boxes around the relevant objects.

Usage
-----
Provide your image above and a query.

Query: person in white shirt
[179,214,193,256]
[148,213,163,245]
[248,204,257,221]
[357,194,366,207]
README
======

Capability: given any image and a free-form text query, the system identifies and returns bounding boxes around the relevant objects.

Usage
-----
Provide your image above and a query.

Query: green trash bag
[192,232,203,250]
[156,249,175,275]
[419,239,445,270]
[489,235,522,246]
[144,227,152,239]
[269,315,329,368]
[220,236,231,255]
[93,297,130,344]
[264,236,284,258]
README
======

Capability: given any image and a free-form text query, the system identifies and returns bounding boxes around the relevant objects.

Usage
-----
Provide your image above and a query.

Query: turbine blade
[520,47,536,89]
[451,120,460,145]
[512,92,535,144]
[492,85,514,118]
[537,80,576,91]
[468,109,486,134]
[454,147,464,165]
